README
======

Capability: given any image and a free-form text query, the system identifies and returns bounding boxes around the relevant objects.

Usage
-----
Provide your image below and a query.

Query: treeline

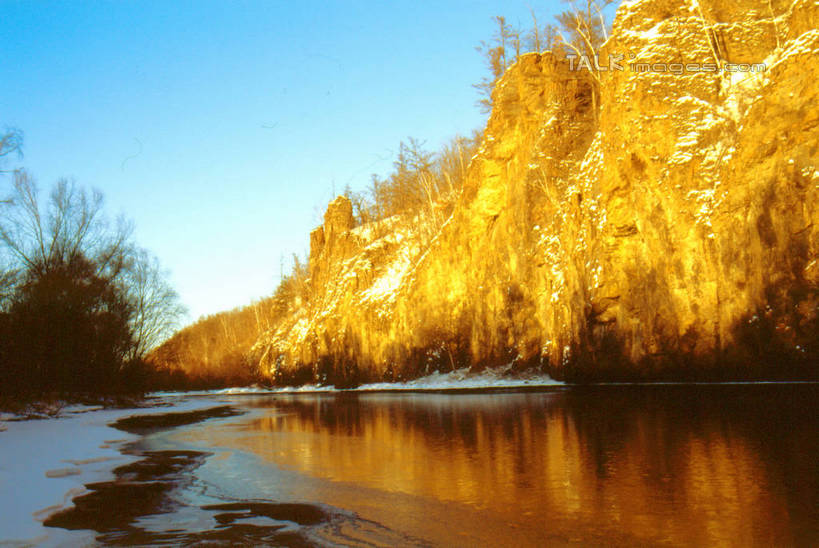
[0,129,185,400]
[148,2,615,387]
[147,257,311,386]
[475,1,615,112]
[148,133,481,385]
[345,132,480,236]
[147,300,274,387]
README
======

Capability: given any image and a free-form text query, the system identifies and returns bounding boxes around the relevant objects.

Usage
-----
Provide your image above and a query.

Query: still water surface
[49,385,819,546]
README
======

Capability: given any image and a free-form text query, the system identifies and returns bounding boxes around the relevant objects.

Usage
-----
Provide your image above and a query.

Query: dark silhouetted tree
[0,162,184,396]
[123,248,187,361]
[3,253,134,393]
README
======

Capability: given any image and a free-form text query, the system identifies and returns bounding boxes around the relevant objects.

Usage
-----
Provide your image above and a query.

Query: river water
[6,384,818,546]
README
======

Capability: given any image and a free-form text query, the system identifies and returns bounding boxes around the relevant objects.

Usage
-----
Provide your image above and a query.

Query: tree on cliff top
[555,0,616,115]
[474,16,521,112]
[475,1,615,112]
[555,0,614,62]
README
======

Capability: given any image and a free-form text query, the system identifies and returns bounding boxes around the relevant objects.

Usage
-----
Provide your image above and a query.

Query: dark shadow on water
[203,502,328,526]
[112,404,244,434]
[44,451,203,533]
[44,406,331,546]
[41,386,819,546]
[44,450,329,546]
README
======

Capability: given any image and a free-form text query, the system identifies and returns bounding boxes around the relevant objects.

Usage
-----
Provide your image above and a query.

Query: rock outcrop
[254,0,818,384]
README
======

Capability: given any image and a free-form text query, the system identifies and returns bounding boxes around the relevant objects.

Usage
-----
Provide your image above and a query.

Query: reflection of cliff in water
[226,387,817,546]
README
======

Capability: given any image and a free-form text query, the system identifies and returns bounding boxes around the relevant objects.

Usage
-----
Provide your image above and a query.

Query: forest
[0,129,185,400]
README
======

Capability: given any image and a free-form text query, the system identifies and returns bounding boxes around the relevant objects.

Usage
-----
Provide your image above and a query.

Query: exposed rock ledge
[254,0,818,384]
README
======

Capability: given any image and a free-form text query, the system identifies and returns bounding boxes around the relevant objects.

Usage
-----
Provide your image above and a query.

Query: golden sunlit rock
[254,0,818,383]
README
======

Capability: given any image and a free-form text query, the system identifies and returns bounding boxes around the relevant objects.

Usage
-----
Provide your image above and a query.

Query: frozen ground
[158,366,564,397]
[0,397,227,546]
[355,366,563,391]
[0,367,561,545]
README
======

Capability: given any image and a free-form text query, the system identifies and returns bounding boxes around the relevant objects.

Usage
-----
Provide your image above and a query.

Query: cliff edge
[254,0,819,384]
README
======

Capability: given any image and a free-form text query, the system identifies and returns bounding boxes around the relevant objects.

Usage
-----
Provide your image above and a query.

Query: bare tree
[474,16,522,112]
[0,171,185,360]
[0,129,23,308]
[0,172,132,278]
[555,0,612,57]
[475,2,614,116]
[0,128,23,174]
[124,248,187,360]
[343,184,372,226]
[0,268,15,310]
[435,131,480,194]
[527,10,543,52]
[526,15,561,55]
[554,0,615,116]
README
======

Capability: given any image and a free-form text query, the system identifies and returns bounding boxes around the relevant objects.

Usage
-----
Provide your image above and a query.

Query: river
[2,383,817,546]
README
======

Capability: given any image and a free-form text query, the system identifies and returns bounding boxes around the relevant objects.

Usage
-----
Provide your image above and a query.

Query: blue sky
[1,0,579,321]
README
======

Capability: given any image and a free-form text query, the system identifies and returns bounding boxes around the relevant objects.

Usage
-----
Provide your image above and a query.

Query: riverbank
[3,382,817,546]
[0,396,239,546]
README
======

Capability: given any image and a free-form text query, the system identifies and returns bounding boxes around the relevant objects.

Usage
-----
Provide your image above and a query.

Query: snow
[360,250,412,304]
[218,384,337,395]
[290,317,311,344]
[0,373,562,543]
[0,408,133,544]
[0,397,231,545]
[640,22,665,41]
[157,366,563,397]
[355,367,562,392]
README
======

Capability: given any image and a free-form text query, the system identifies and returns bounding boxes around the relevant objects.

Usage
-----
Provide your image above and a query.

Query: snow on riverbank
[0,397,232,546]
[355,366,563,391]
[156,366,564,398]
[0,370,561,544]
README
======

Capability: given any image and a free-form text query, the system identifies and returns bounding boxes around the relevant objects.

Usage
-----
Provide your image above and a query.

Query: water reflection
[205,386,817,546]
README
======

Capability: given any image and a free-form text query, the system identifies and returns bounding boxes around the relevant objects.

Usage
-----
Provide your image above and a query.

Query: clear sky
[1,0,577,322]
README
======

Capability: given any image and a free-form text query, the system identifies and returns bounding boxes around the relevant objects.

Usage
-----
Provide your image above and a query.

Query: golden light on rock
[254,0,818,383]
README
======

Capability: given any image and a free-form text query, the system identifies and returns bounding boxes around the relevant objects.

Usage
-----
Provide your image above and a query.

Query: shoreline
[0,397,243,546]
[3,384,817,546]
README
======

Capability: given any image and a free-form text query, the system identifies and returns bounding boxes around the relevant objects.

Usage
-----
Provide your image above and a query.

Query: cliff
[253,0,818,384]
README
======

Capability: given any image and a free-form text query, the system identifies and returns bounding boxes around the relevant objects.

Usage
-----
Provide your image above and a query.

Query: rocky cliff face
[254,0,818,384]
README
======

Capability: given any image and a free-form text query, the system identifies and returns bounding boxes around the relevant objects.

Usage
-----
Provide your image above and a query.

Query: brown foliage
[148,298,277,384]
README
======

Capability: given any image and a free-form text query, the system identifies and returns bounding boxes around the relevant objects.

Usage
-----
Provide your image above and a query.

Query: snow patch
[0,398,234,545]
[360,250,412,304]
[356,367,562,392]
[166,367,563,396]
